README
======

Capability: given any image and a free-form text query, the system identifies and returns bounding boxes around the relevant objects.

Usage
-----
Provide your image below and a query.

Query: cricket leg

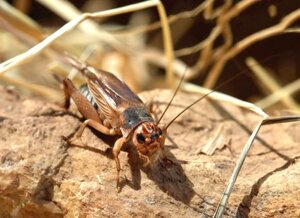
[160,143,175,165]
[68,118,118,146]
[62,79,102,123]
[75,119,117,138]
[103,119,111,128]
[62,79,71,109]
[139,153,150,167]
[112,137,127,192]
[63,79,111,144]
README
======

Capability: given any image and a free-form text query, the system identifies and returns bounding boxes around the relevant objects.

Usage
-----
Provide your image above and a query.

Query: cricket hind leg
[62,78,101,122]
[62,79,117,143]
[63,78,126,191]
[75,119,118,138]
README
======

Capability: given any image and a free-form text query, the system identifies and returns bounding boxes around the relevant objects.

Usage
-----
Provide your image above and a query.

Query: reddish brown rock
[0,86,299,217]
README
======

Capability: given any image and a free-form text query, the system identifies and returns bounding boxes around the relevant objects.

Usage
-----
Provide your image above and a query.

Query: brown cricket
[62,56,177,191]
[62,54,243,191]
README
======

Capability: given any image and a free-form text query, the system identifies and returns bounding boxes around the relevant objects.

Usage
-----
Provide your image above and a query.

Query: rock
[0,86,299,217]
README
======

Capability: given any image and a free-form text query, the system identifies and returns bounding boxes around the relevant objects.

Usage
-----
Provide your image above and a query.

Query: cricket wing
[86,69,145,127]
[87,79,117,125]
[89,69,145,111]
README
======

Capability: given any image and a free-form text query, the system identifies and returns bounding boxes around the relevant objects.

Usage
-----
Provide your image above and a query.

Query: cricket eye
[137,133,145,144]
[150,132,159,140]
[158,128,163,136]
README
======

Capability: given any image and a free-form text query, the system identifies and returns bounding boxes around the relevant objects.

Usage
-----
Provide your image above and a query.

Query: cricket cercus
[62,55,178,191]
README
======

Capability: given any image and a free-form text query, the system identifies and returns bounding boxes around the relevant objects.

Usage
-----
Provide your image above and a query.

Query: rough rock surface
[0,86,299,218]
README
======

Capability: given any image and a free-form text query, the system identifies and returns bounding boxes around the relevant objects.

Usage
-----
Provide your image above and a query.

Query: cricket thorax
[121,107,154,137]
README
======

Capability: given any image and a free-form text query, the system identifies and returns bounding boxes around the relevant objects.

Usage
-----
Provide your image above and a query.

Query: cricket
[0,1,300,217]
[62,55,171,191]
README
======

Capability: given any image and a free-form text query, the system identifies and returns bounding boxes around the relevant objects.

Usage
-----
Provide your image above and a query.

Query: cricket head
[132,122,167,163]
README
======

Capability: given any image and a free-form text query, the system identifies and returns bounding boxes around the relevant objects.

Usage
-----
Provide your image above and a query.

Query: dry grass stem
[246,57,300,111]
[214,115,300,218]
[12,0,31,13]
[0,74,60,100]
[255,78,300,110]
[49,0,174,85]
[36,0,126,52]
[204,8,300,88]
[113,0,210,36]
[190,0,259,80]
[0,0,174,87]
[0,1,43,44]
[140,48,194,81]
[181,82,268,118]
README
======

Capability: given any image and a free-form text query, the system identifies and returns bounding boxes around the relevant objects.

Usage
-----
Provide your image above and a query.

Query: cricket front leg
[112,137,127,192]
[159,127,174,164]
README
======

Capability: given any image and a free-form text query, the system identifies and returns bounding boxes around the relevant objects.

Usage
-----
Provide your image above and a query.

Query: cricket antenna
[64,53,87,71]
[157,66,188,124]
[164,51,293,129]
[164,71,243,129]
[64,53,100,80]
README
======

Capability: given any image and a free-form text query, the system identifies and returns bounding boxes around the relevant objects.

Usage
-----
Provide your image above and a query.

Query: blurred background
[1,0,300,114]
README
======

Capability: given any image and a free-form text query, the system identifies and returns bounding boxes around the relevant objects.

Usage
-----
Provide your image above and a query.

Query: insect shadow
[79,125,197,205]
